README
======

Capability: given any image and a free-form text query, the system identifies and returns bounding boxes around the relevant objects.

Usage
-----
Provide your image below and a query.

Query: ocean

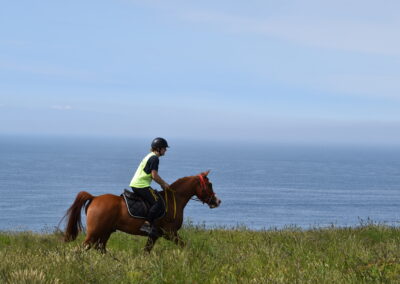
[1,135,400,232]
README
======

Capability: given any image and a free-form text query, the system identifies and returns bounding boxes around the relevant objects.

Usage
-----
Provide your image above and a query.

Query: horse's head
[196,170,221,209]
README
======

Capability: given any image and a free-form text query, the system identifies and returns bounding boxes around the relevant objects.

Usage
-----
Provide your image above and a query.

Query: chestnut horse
[63,171,221,252]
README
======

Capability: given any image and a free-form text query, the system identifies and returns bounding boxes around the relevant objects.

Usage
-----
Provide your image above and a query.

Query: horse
[63,170,221,252]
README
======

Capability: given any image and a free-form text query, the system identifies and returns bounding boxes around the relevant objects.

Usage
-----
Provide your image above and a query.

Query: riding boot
[141,199,164,235]
[140,203,160,234]
[148,225,161,238]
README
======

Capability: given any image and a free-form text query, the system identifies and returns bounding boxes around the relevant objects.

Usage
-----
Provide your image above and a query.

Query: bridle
[192,174,215,205]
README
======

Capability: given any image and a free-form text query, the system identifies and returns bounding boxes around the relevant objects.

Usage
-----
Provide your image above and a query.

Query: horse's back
[93,193,121,203]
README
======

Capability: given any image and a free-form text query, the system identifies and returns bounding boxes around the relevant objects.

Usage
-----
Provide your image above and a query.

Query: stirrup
[140,221,152,234]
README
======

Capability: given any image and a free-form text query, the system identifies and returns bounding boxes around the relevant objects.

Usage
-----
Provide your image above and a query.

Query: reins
[164,188,177,219]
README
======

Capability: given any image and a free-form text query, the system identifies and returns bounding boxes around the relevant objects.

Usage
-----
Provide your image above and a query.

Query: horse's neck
[164,176,197,208]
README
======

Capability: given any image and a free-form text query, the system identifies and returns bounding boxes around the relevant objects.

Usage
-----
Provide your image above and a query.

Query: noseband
[196,174,215,204]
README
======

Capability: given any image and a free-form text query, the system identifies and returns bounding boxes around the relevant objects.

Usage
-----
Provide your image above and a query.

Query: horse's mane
[170,176,192,190]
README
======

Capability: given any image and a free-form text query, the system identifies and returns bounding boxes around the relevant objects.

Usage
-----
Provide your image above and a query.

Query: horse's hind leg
[96,231,112,253]
[82,194,119,252]
[83,230,111,253]
[83,223,103,250]
[83,233,96,250]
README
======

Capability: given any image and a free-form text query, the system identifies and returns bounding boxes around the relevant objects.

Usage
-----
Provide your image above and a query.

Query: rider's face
[159,148,167,156]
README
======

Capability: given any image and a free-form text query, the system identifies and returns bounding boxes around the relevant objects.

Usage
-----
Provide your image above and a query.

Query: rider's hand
[162,183,170,190]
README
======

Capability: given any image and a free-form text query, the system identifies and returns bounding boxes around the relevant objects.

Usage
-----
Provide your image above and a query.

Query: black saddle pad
[121,189,166,220]
[121,189,149,219]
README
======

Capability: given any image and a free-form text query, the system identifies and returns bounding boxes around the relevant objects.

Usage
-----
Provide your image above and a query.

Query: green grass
[1,224,400,283]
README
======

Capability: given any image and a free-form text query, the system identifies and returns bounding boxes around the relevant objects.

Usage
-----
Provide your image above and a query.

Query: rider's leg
[148,198,165,223]
[132,187,162,234]
[132,187,156,208]
[146,198,165,237]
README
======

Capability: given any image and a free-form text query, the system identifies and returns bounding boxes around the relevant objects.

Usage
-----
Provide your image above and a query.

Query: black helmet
[151,137,169,149]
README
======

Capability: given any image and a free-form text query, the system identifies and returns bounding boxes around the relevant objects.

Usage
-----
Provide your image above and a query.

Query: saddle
[121,189,165,219]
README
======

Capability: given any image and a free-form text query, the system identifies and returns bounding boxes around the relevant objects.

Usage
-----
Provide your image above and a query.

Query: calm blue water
[1,135,400,232]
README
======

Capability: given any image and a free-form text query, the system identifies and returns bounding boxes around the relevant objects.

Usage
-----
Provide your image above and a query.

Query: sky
[1,0,400,145]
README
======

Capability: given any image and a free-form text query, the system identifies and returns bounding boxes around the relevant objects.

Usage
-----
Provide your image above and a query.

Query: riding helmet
[151,137,169,149]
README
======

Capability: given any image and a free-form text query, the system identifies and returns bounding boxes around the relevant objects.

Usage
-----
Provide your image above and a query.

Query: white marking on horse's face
[209,194,221,208]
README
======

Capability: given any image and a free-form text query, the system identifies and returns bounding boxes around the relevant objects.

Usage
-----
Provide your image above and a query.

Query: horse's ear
[202,170,210,177]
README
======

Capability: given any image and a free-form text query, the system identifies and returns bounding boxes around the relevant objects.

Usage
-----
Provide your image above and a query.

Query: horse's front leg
[174,233,186,248]
[144,235,159,252]
[164,231,186,248]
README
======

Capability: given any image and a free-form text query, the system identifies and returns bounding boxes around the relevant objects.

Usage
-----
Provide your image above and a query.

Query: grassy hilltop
[1,224,400,283]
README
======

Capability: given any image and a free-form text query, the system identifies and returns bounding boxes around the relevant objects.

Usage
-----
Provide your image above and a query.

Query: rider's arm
[152,170,170,190]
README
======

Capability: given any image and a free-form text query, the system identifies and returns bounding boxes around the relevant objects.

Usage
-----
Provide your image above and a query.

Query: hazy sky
[1,0,400,145]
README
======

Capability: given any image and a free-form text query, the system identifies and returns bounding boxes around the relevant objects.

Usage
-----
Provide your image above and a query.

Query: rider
[130,137,170,234]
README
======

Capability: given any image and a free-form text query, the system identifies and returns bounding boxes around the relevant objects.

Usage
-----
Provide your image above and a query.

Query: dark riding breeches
[131,187,165,223]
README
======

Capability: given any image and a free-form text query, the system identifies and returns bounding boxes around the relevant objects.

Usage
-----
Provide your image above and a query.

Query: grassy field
[1,223,400,283]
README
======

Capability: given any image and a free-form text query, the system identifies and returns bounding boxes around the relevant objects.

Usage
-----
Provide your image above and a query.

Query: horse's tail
[63,191,95,242]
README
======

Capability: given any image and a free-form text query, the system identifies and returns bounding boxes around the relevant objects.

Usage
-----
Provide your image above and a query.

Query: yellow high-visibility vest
[129,152,156,188]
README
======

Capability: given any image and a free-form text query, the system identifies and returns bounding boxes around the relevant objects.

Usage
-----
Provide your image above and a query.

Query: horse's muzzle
[209,194,221,209]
